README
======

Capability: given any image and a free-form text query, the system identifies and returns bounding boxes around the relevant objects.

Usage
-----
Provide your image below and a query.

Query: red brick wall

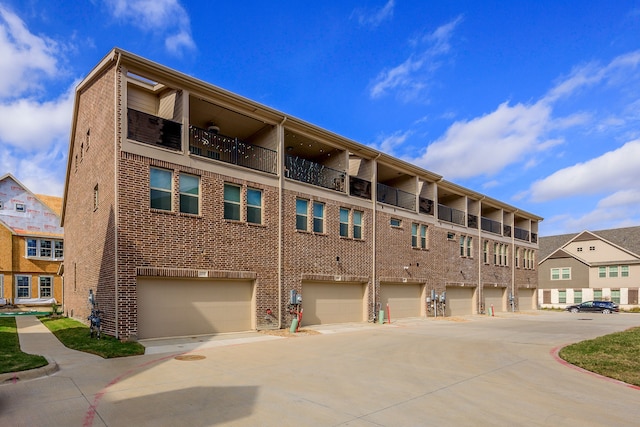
[63,64,117,334]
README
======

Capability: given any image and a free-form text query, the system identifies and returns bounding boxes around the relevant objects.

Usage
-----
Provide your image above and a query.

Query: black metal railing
[515,227,530,241]
[349,176,372,200]
[481,217,502,234]
[419,197,434,215]
[377,183,416,210]
[190,126,277,175]
[128,109,182,150]
[285,155,346,192]
[438,204,465,226]
[467,214,478,229]
[503,225,512,237]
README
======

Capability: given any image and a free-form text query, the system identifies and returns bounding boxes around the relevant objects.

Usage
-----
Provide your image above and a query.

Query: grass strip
[39,317,145,358]
[559,326,640,386]
[0,317,48,374]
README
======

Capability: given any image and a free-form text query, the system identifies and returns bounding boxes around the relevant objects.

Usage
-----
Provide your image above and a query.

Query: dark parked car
[565,300,619,314]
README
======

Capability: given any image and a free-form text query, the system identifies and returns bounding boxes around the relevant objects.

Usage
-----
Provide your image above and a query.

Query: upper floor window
[551,267,571,280]
[246,188,262,224]
[313,202,325,233]
[515,247,520,267]
[223,184,241,220]
[26,239,63,260]
[411,224,428,249]
[340,208,349,237]
[353,210,363,239]
[150,167,172,211]
[296,199,309,231]
[460,235,472,257]
[16,203,25,212]
[390,218,402,227]
[484,241,489,264]
[179,174,200,215]
[598,266,606,278]
[621,265,629,277]
[609,266,618,278]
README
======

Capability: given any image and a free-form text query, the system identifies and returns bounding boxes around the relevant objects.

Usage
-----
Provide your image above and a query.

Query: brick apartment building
[0,173,64,306]
[62,48,541,340]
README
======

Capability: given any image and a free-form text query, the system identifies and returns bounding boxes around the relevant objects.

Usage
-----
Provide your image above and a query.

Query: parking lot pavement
[2,311,639,426]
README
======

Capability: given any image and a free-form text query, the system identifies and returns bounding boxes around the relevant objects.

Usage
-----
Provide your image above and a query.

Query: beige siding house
[538,228,640,308]
[62,48,542,340]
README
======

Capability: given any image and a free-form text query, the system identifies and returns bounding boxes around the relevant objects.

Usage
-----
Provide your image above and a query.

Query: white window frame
[340,208,350,238]
[246,188,262,224]
[296,199,309,231]
[16,275,30,299]
[150,167,173,211]
[25,239,63,260]
[598,266,606,278]
[390,218,402,227]
[224,183,242,221]
[621,265,629,277]
[39,276,53,298]
[313,201,325,233]
[179,174,200,215]
[609,266,618,278]
[353,210,363,239]
[16,203,25,212]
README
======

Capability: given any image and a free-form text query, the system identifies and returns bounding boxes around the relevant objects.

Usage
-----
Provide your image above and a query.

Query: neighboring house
[62,48,542,340]
[538,227,640,309]
[0,173,64,306]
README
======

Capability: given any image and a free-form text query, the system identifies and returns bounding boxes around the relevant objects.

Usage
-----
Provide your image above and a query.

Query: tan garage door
[301,281,365,326]
[518,288,536,311]
[445,286,474,316]
[137,278,253,339]
[380,283,423,319]
[484,287,505,312]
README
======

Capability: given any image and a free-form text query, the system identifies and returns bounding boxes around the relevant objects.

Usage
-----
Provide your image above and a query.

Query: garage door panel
[302,282,365,326]
[518,288,536,311]
[380,283,422,318]
[445,286,474,316]
[484,287,505,312]
[138,278,252,339]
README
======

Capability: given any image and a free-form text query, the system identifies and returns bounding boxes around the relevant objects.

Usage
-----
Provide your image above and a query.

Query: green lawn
[559,326,640,386]
[0,318,48,374]
[39,317,145,358]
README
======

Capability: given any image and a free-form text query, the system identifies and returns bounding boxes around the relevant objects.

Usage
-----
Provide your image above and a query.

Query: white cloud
[529,140,640,202]
[104,0,195,54]
[369,15,462,100]
[0,6,60,98]
[371,130,412,153]
[412,101,554,179]
[352,0,394,28]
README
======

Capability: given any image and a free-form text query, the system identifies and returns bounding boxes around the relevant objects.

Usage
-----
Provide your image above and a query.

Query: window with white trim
[484,241,489,264]
[460,235,472,257]
[621,265,629,277]
[39,276,52,298]
[150,167,172,210]
[16,275,30,298]
[390,218,402,227]
[313,202,325,233]
[340,208,349,237]
[598,266,606,278]
[223,184,241,220]
[609,266,618,278]
[179,174,200,215]
[246,188,262,224]
[26,239,63,260]
[551,267,571,280]
[16,203,25,212]
[296,199,308,231]
[353,210,363,239]
[412,224,428,249]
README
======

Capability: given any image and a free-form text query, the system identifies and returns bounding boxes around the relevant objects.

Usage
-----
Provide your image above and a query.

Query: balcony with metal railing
[377,183,416,210]
[438,204,466,226]
[128,108,182,151]
[285,155,346,192]
[419,197,434,215]
[189,126,277,175]
[481,217,502,234]
[515,227,530,241]
[349,176,372,199]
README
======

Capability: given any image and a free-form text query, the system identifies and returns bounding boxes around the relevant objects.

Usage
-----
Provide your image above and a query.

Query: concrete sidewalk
[0,315,101,383]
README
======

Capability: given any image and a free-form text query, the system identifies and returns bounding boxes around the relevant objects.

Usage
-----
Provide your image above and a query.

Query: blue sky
[1,0,639,236]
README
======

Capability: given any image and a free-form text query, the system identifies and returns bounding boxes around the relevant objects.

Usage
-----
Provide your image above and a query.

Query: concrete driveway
[1,311,639,426]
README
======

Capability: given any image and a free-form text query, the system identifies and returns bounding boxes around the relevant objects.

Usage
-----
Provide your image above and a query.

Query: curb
[0,357,58,384]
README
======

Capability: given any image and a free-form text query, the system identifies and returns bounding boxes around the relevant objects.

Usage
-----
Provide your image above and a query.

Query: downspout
[511,210,518,312]
[113,51,122,339]
[277,116,287,329]
[371,153,381,321]
[478,196,484,314]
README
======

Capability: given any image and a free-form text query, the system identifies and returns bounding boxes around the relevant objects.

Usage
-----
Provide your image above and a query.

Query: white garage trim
[518,288,536,311]
[137,278,255,339]
[301,281,366,326]
[445,286,476,316]
[484,286,506,312]
[380,283,424,319]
